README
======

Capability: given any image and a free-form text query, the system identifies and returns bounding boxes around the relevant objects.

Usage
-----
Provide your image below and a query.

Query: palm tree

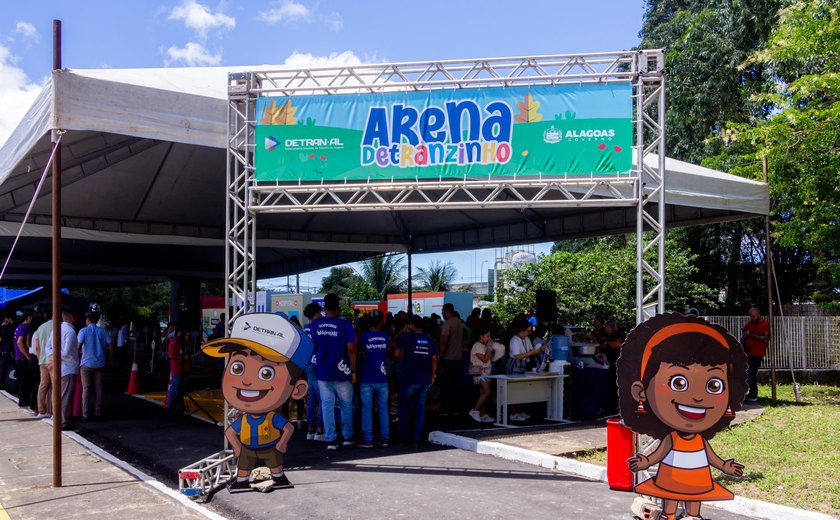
[358,254,406,299]
[415,260,457,292]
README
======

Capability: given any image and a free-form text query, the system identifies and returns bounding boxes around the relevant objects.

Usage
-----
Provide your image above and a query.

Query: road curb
[429,430,837,520]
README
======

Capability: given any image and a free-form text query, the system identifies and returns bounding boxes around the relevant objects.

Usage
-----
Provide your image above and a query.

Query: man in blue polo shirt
[312,293,357,449]
[394,314,438,443]
[77,311,112,420]
[358,312,390,448]
[302,302,325,441]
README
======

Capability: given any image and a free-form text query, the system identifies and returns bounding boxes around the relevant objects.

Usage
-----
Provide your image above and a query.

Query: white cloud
[169,0,235,37]
[0,45,43,147]
[283,50,364,68]
[14,21,38,40]
[165,42,222,67]
[259,1,311,23]
[322,12,343,31]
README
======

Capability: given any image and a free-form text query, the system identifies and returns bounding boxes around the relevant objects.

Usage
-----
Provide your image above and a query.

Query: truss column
[634,50,666,324]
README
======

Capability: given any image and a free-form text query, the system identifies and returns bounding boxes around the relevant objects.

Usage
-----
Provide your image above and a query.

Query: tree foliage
[709,0,840,310]
[73,283,170,323]
[639,0,785,163]
[318,266,361,297]
[414,260,458,292]
[357,254,406,299]
[637,0,813,312]
[493,237,716,331]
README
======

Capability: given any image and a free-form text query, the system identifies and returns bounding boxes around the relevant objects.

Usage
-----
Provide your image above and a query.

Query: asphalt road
[70,382,754,520]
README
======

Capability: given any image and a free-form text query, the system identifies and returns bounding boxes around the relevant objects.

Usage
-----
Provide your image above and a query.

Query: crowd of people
[297,294,563,449]
[0,298,770,444]
[0,306,114,430]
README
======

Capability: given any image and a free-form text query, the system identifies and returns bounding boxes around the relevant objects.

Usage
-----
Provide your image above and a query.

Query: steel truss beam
[233,51,638,97]
[250,178,637,212]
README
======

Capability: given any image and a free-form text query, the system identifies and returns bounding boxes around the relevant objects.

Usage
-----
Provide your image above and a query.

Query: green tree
[492,237,716,330]
[357,254,405,299]
[638,0,799,311]
[710,0,840,310]
[414,260,457,292]
[348,278,380,301]
[74,283,170,323]
[639,0,785,163]
[318,266,361,297]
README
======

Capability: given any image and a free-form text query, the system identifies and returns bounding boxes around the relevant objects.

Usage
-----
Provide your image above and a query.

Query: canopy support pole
[51,18,63,489]
[763,156,776,404]
[407,240,413,315]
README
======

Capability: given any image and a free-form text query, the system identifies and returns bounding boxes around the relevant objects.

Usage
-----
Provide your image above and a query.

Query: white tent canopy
[0,66,768,284]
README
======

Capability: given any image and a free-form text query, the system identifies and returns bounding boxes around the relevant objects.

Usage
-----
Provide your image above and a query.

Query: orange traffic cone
[125,358,141,394]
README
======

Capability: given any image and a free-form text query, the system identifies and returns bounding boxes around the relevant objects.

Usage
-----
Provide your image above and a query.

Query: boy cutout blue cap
[203,312,313,369]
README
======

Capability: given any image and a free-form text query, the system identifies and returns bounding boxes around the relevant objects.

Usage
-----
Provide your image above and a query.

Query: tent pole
[407,240,413,315]
[763,156,776,404]
[51,18,63,489]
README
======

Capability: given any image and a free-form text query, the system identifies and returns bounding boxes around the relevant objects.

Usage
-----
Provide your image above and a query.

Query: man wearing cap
[203,312,312,492]
[311,293,357,449]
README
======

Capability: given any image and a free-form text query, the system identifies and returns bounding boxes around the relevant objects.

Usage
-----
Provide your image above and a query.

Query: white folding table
[487,370,568,427]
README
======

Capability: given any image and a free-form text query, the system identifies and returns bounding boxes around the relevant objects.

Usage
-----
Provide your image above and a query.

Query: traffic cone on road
[125,357,141,394]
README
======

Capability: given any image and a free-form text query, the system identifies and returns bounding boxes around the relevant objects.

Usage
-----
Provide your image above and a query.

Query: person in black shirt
[0,314,16,391]
[603,320,625,412]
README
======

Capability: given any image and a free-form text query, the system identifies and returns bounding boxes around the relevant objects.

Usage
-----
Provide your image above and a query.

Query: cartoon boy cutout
[202,312,312,492]
[617,313,748,520]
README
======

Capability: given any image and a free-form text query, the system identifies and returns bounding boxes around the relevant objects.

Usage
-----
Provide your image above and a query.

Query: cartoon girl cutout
[617,313,748,520]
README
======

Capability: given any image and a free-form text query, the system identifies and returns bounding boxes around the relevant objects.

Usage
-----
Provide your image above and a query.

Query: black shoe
[227,479,251,493]
[326,441,339,450]
[61,422,77,431]
[272,474,294,489]
[379,439,389,448]
[358,441,374,448]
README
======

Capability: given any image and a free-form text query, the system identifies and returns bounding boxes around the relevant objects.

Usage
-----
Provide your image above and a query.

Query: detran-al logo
[243,321,253,331]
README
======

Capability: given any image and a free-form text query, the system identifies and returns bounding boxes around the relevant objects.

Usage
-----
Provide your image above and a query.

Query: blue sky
[0,0,645,290]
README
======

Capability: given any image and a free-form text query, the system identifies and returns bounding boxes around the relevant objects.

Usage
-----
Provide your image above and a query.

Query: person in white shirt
[507,316,547,421]
[468,327,503,423]
[46,308,80,430]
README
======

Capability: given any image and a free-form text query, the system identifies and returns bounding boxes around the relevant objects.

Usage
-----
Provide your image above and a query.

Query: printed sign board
[255,83,632,182]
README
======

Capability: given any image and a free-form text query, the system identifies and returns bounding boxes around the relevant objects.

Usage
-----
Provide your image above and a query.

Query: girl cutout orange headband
[640,322,730,380]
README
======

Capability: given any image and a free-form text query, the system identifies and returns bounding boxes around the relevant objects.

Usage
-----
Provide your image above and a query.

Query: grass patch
[713,383,840,517]
[566,383,840,517]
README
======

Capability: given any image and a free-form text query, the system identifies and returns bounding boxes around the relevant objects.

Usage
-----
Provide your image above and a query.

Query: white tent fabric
[0,66,768,283]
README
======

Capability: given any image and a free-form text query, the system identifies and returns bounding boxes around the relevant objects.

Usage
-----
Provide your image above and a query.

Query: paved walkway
[443,402,765,456]
[0,393,212,520]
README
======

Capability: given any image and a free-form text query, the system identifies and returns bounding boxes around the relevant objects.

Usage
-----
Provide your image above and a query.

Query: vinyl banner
[254,83,632,182]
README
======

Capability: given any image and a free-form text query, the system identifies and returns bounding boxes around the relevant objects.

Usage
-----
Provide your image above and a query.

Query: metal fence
[705,316,840,370]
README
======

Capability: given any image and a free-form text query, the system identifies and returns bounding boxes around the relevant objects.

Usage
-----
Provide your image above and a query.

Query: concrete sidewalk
[0,393,220,520]
[440,403,765,457]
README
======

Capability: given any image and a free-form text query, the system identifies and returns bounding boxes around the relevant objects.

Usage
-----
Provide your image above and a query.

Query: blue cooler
[550,334,570,362]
